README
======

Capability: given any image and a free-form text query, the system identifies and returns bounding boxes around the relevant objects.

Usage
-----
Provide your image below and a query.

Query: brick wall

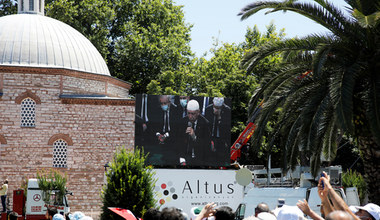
[0,69,135,218]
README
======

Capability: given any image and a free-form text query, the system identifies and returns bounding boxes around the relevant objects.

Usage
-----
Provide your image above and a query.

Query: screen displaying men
[135,94,231,167]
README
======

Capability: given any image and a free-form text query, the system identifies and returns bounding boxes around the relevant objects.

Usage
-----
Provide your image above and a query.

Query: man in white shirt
[0,179,8,212]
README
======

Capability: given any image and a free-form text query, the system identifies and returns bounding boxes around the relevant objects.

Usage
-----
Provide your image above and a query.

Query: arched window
[53,139,68,168]
[48,134,72,168]
[21,98,36,127]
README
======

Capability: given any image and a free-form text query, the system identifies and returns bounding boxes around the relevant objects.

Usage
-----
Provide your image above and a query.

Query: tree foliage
[101,148,156,220]
[36,169,67,206]
[110,0,193,94]
[44,0,192,94]
[0,0,16,16]
[147,24,284,141]
[239,0,380,203]
[342,169,367,204]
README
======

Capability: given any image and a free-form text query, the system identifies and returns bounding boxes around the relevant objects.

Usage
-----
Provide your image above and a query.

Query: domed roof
[0,14,110,76]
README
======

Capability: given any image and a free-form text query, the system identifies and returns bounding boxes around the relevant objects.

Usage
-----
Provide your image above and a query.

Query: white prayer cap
[187,100,199,111]
[213,97,224,107]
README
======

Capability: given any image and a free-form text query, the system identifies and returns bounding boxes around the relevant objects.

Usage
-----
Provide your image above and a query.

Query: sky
[174,0,349,58]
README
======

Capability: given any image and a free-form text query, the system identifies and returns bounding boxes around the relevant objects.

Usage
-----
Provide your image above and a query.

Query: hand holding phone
[320,173,325,189]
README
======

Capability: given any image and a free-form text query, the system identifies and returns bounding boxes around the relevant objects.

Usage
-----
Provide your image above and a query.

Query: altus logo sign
[155,181,178,205]
[182,180,235,194]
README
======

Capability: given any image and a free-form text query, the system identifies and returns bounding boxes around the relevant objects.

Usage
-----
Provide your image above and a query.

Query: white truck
[235,186,360,219]
[153,169,245,217]
[25,179,70,220]
[234,166,360,220]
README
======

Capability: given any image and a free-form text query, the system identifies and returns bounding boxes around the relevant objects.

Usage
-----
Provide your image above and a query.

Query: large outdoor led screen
[135,94,231,167]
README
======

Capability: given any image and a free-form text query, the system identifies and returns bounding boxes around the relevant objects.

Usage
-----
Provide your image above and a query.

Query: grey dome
[0,14,110,76]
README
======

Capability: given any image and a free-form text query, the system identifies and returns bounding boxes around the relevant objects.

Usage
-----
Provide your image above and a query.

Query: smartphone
[320,173,325,189]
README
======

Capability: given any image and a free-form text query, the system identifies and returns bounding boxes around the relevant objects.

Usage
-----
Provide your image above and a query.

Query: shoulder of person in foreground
[325,210,354,220]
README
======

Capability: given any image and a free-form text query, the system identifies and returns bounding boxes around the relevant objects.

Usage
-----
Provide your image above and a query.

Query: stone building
[0,0,134,216]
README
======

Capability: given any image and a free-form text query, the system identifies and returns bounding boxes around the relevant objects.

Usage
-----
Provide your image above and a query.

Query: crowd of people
[45,207,94,220]
[143,203,235,220]
[1,207,94,220]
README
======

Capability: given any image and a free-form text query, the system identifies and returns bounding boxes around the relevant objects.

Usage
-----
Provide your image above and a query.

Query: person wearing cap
[179,99,211,166]
[150,95,180,164]
[354,203,380,220]
[52,214,65,220]
[205,97,231,165]
[70,211,85,220]
[275,205,306,220]
[0,179,8,212]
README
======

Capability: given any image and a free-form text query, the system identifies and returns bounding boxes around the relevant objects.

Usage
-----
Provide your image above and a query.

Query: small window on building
[21,98,36,127]
[53,139,68,168]
[20,0,24,11]
[29,0,34,11]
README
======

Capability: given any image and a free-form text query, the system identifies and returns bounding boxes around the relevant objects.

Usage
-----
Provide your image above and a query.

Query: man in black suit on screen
[179,99,211,166]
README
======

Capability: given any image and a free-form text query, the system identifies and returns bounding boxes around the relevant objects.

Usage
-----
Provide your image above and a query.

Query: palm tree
[239,0,380,203]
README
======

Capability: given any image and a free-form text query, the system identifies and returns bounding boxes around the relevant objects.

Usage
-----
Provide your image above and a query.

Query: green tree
[44,0,192,94]
[110,0,192,94]
[0,0,17,16]
[147,24,283,144]
[342,169,367,204]
[101,148,156,220]
[36,169,68,206]
[45,0,114,59]
[239,0,380,203]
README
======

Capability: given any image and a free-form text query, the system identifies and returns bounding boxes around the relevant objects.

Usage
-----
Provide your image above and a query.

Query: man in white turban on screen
[179,100,211,166]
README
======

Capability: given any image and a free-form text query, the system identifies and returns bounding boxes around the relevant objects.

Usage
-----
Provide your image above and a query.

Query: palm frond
[310,100,335,176]
[242,35,329,73]
[284,115,302,166]
[365,73,380,145]
[239,0,356,38]
[330,62,364,133]
[248,61,311,116]
[353,9,380,28]
[322,121,338,161]
[307,94,331,151]
[239,1,287,20]
[312,43,333,78]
